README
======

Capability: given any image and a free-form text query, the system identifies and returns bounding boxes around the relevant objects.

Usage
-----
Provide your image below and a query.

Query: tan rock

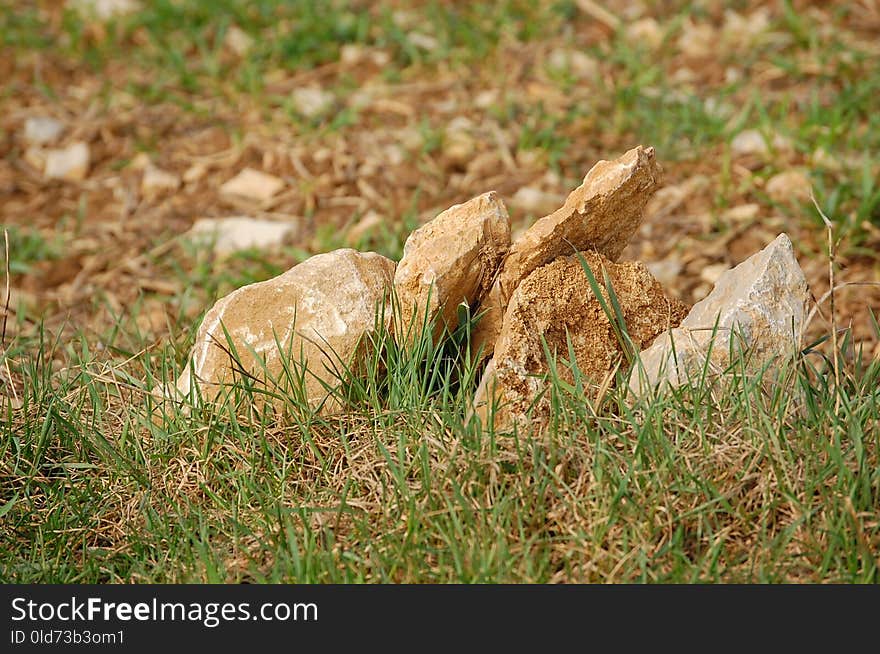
[475,252,688,426]
[44,142,90,181]
[224,25,253,57]
[141,165,181,196]
[220,168,284,203]
[393,191,510,342]
[472,145,662,360]
[765,170,811,204]
[629,233,809,396]
[175,249,395,412]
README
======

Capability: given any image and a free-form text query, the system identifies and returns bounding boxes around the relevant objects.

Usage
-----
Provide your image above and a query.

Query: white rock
[220,168,284,203]
[175,249,395,412]
[44,142,90,181]
[23,117,64,145]
[731,129,790,158]
[630,233,809,396]
[291,86,334,118]
[186,217,298,256]
[68,0,139,20]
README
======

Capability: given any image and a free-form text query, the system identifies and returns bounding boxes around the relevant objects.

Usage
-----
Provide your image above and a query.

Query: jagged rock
[186,216,299,256]
[473,252,688,426]
[393,191,510,341]
[629,233,809,396]
[471,145,662,360]
[220,168,285,203]
[23,117,64,145]
[44,142,90,181]
[175,249,395,412]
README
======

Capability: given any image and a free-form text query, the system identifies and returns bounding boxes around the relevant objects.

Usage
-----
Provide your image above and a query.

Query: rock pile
[166,146,811,426]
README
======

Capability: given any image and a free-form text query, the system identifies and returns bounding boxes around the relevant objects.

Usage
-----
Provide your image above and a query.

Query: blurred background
[2,0,879,357]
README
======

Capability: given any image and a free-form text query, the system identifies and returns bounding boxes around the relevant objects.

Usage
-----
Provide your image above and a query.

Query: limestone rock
[475,252,688,426]
[23,117,64,145]
[44,142,90,181]
[472,145,662,360]
[220,168,284,203]
[629,233,809,396]
[186,216,299,256]
[393,191,510,341]
[175,249,395,411]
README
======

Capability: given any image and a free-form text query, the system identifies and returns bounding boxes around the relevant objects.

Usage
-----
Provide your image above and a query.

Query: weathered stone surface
[175,249,395,411]
[23,116,64,145]
[393,191,510,341]
[44,142,90,181]
[186,216,298,256]
[220,168,284,203]
[472,145,662,359]
[474,251,688,426]
[629,233,809,396]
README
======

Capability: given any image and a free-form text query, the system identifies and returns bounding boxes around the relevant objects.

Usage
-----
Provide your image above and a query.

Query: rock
[141,166,180,196]
[699,262,729,286]
[730,129,790,158]
[175,249,395,412]
[291,86,334,119]
[629,233,809,396]
[471,145,662,360]
[765,170,811,204]
[547,49,599,79]
[23,117,64,145]
[393,191,510,341]
[511,186,566,216]
[474,252,688,426]
[44,142,90,181]
[186,216,298,256]
[220,168,284,203]
[626,18,663,50]
[645,258,683,288]
[224,25,253,57]
[68,0,139,20]
[721,203,760,224]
